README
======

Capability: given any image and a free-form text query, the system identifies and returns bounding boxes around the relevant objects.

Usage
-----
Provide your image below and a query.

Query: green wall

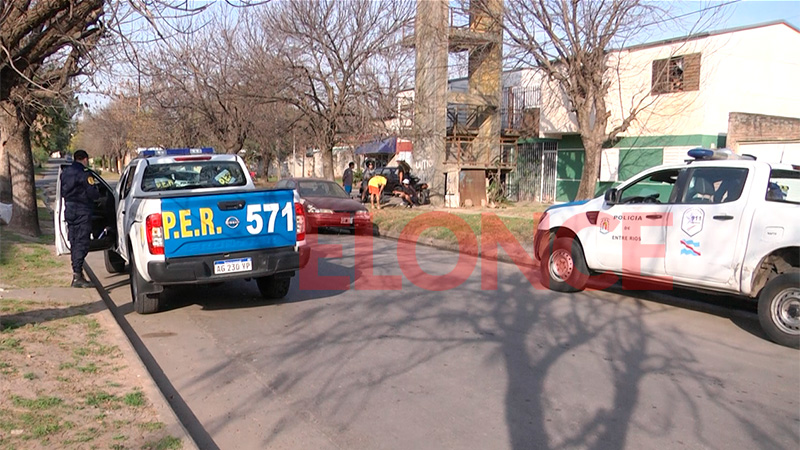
[528,134,724,202]
[615,134,726,149]
[618,148,663,181]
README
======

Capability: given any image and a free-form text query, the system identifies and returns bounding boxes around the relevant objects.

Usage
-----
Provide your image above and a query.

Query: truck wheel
[256,275,291,300]
[540,236,589,292]
[130,254,163,314]
[104,249,126,274]
[758,273,800,348]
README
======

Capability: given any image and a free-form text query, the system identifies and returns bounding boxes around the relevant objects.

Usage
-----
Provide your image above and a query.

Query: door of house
[541,149,557,203]
[512,141,558,203]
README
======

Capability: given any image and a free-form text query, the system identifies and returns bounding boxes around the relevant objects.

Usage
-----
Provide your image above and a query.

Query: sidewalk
[0,158,197,449]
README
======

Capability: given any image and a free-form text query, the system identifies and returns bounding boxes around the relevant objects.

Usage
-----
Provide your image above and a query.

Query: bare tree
[253,0,414,180]
[76,95,133,171]
[141,16,259,154]
[493,0,723,200]
[0,0,105,234]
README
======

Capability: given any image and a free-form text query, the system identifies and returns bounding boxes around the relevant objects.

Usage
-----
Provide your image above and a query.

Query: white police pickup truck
[534,148,800,348]
[56,148,309,314]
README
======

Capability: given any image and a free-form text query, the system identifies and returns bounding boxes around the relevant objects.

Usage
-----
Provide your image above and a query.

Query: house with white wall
[516,20,800,201]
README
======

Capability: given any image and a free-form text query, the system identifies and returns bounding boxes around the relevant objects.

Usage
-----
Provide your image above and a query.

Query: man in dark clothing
[60,150,99,288]
[394,178,418,208]
[342,162,354,195]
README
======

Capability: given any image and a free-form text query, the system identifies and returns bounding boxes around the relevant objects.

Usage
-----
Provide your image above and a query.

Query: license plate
[341,217,353,224]
[214,257,252,275]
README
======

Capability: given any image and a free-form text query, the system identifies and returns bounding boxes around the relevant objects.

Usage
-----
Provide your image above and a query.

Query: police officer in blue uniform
[60,150,99,288]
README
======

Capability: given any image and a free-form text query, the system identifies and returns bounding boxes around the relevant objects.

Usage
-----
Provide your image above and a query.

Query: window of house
[669,57,684,91]
[652,53,701,94]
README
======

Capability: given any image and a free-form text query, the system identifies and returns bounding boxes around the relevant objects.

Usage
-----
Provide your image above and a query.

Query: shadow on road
[88,232,795,449]
[208,243,794,449]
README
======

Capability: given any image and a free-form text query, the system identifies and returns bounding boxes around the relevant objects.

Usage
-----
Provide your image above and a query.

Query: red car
[275,178,372,233]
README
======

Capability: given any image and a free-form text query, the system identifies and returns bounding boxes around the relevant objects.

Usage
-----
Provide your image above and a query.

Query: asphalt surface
[85,234,800,450]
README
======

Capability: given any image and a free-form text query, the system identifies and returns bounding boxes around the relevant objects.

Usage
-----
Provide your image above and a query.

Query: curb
[40,161,199,448]
[85,265,200,450]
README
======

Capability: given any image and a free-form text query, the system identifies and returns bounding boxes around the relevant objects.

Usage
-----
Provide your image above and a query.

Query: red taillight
[295,202,306,242]
[585,211,599,225]
[146,213,165,255]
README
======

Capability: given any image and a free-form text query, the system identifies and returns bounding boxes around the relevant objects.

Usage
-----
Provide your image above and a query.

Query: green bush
[32,147,50,168]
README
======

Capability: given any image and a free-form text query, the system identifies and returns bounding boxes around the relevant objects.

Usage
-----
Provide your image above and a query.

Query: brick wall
[727,112,800,151]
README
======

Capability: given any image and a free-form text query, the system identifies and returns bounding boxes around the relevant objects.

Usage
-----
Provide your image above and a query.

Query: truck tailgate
[160,190,296,258]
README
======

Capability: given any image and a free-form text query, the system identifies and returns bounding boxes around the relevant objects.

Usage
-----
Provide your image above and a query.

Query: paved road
[85,233,800,450]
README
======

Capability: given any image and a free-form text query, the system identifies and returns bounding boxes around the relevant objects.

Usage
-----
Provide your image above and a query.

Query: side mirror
[604,188,619,205]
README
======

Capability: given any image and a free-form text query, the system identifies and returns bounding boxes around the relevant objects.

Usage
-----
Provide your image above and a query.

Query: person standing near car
[361,160,376,202]
[368,174,387,210]
[342,162,354,196]
[60,150,99,288]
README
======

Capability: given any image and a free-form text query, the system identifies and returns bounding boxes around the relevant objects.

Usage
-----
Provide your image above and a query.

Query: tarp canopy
[354,137,396,155]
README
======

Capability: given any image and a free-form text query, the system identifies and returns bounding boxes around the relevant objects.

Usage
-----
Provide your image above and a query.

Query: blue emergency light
[139,147,214,157]
[687,148,754,161]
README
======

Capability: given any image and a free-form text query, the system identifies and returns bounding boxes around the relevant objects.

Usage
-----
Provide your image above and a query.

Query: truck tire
[130,253,163,314]
[758,273,800,348]
[104,249,126,274]
[540,236,590,292]
[256,275,291,300]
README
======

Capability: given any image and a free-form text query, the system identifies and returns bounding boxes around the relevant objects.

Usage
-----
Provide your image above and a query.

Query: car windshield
[141,161,246,192]
[297,180,349,198]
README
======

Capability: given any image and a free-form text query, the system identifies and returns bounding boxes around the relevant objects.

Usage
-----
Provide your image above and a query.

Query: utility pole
[413,0,449,205]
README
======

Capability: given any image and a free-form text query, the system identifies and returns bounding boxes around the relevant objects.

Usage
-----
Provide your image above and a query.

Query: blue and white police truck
[533,148,800,348]
[56,148,309,314]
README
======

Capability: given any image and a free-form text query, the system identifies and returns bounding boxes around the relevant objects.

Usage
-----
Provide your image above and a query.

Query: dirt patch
[0,298,182,449]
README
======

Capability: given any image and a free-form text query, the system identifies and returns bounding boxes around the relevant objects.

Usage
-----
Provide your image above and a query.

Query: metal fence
[509,141,557,203]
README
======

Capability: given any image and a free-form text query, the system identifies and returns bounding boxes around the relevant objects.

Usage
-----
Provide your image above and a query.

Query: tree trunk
[4,104,41,236]
[322,147,334,180]
[0,126,11,203]
[576,135,603,201]
[258,149,269,179]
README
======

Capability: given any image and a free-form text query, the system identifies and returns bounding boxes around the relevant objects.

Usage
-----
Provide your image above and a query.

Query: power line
[639,0,743,28]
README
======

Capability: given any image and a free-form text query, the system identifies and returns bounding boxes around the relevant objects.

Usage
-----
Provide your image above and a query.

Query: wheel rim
[771,287,800,335]
[548,248,574,282]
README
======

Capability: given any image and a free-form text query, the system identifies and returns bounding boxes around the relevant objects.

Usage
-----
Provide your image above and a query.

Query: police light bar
[687,148,754,161]
[139,148,214,157]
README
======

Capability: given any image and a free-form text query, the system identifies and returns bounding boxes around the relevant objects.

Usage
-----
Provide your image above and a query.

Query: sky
[714,0,800,28]
[79,0,800,112]
[659,0,800,41]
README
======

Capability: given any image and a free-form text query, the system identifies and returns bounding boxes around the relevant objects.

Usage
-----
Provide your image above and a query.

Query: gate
[510,141,557,203]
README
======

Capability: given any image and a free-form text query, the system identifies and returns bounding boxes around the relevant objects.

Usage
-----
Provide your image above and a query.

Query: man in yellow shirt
[367,174,387,209]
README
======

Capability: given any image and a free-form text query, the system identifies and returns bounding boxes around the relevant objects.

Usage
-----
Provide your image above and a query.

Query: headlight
[306,203,333,214]
[355,210,370,219]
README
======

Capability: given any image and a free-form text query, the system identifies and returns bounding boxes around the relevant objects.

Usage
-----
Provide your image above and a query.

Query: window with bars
[652,53,701,94]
